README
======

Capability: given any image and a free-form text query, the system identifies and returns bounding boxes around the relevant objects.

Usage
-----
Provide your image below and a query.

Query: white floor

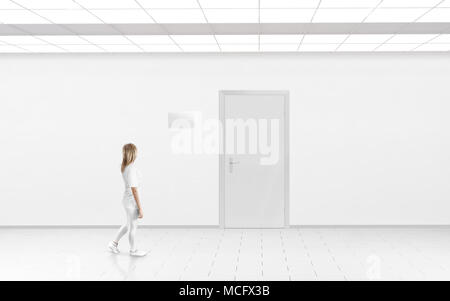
[1,228,450,281]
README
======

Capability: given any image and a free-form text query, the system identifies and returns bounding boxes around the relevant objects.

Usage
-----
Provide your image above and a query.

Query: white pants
[114,206,139,251]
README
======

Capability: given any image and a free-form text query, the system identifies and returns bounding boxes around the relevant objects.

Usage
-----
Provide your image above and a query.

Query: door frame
[219,90,290,229]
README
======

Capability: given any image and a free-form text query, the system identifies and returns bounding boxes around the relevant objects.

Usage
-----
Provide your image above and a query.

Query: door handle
[229,158,240,173]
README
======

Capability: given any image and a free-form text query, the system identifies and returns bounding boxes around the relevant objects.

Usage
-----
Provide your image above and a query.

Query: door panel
[222,92,287,228]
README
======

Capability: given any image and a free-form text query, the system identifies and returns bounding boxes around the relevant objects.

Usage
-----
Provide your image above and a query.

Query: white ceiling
[0,0,449,53]
[0,0,449,23]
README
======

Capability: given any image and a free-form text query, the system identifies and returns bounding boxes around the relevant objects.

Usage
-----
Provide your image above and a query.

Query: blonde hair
[121,143,137,173]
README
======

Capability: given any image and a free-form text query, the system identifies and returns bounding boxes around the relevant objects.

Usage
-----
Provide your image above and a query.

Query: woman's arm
[131,187,144,218]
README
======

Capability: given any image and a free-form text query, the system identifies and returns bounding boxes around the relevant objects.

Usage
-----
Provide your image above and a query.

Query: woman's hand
[138,209,144,219]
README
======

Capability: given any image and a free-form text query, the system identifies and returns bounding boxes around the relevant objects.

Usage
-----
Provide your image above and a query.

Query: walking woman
[108,143,147,257]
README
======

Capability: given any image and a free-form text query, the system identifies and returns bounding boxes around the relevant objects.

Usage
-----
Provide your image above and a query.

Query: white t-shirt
[122,163,141,208]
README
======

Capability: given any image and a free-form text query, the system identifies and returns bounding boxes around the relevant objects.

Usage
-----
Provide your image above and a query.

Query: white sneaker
[130,249,148,257]
[107,241,120,254]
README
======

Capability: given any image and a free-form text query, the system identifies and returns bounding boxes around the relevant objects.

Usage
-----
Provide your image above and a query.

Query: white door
[220,91,288,228]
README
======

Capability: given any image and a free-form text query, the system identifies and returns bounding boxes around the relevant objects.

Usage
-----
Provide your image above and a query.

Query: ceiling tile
[81,35,131,44]
[0,45,28,52]
[75,0,140,9]
[91,9,154,23]
[101,44,143,52]
[35,35,90,44]
[0,9,50,23]
[319,0,380,8]
[36,9,102,23]
[140,44,181,51]
[365,8,429,22]
[379,0,441,8]
[313,8,372,22]
[126,35,174,44]
[171,35,216,44]
[147,9,206,23]
[260,9,315,22]
[220,44,259,51]
[299,44,339,51]
[387,34,438,43]
[260,0,319,9]
[414,43,450,51]
[180,44,220,51]
[203,9,258,23]
[199,0,258,9]
[260,43,298,51]
[15,0,80,9]
[62,44,104,52]
[0,0,22,9]
[302,34,348,44]
[260,34,302,44]
[337,43,378,51]
[0,35,47,44]
[429,34,450,43]
[215,34,259,44]
[375,43,419,51]
[345,34,393,43]
[22,44,65,52]
[137,0,200,9]
[417,8,450,22]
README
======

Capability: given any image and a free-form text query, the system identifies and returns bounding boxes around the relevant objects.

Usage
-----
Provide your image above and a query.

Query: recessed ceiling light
[22,45,66,53]
[319,0,380,8]
[337,44,377,51]
[14,0,80,9]
[171,35,217,44]
[345,34,393,44]
[414,43,450,51]
[260,9,315,22]
[260,44,298,52]
[417,8,450,22]
[62,44,105,52]
[203,9,259,23]
[126,35,174,44]
[140,44,181,52]
[375,43,419,51]
[146,9,206,23]
[75,0,140,9]
[364,8,429,22]
[259,34,302,44]
[302,35,348,44]
[0,35,47,45]
[429,34,450,43]
[0,9,50,24]
[215,35,259,44]
[101,44,143,52]
[180,44,220,52]
[313,9,372,22]
[137,0,200,9]
[220,44,259,52]
[387,34,438,44]
[90,9,154,23]
[379,0,441,8]
[198,0,258,9]
[260,0,319,8]
[37,9,102,23]
[35,35,90,45]
[81,35,131,45]
[299,44,339,52]
[0,45,28,52]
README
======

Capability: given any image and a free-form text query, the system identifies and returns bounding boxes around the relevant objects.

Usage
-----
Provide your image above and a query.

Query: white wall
[0,53,449,226]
